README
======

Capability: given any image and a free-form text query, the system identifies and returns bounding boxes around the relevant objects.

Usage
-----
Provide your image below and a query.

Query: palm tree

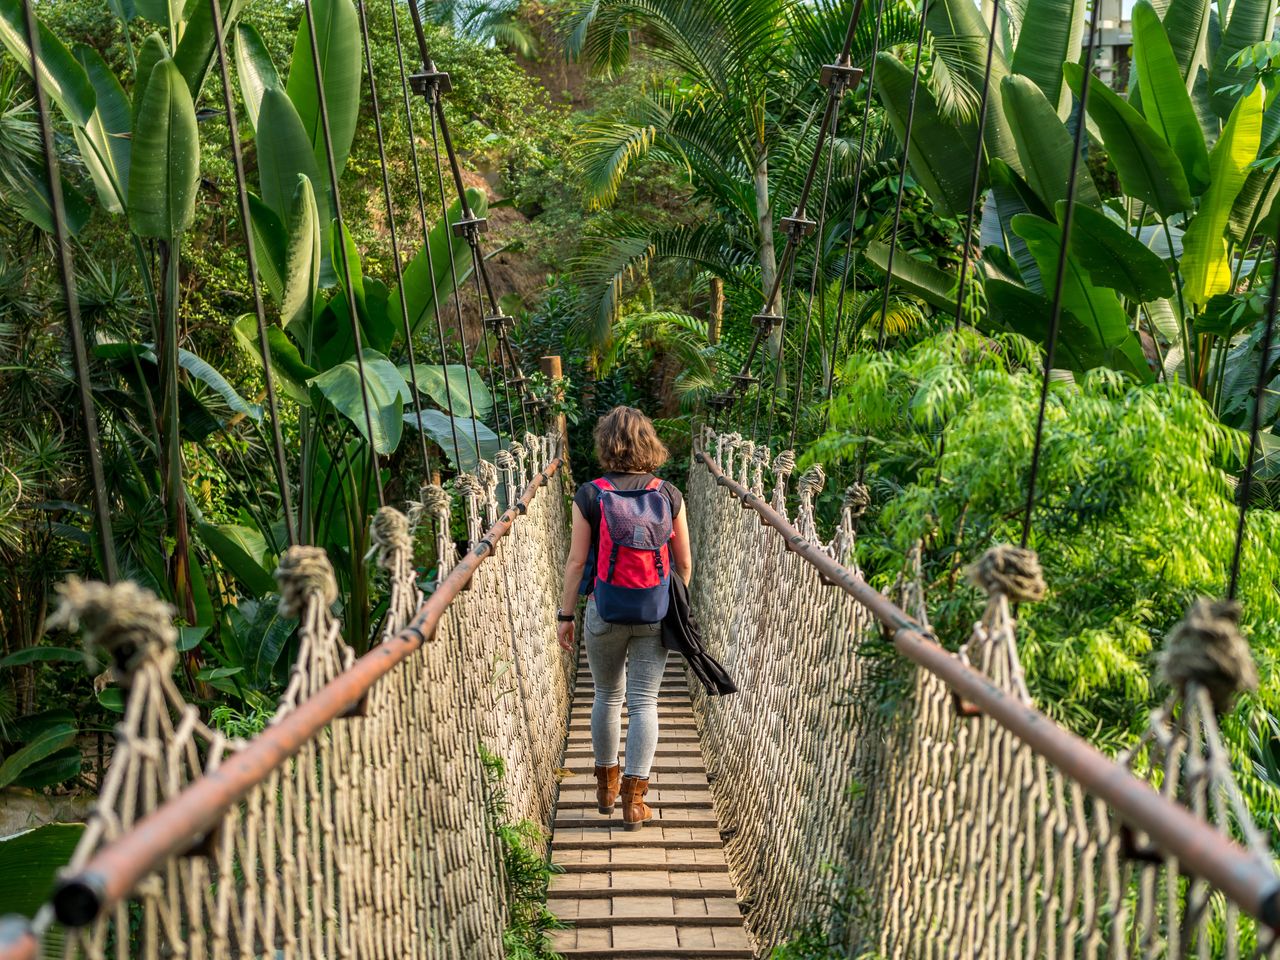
[564,0,917,342]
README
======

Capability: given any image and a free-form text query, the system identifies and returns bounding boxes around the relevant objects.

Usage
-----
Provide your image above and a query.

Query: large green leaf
[1210,0,1277,119]
[1058,201,1174,302]
[198,521,275,597]
[0,0,96,127]
[247,193,286,303]
[234,21,281,132]
[0,721,75,789]
[282,175,321,338]
[308,349,410,454]
[131,32,168,118]
[1182,84,1263,307]
[1012,213,1154,379]
[0,646,86,668]
[73,45,131,214]
[1161,0,1212,83]
[404,409,500,473]
[1066,62,1193,216]
[128,57,199,238]
[1132,1,1211,194]
[1229,162,1280,243]
[985,277,1098,371]
[1002,74,1100,210]
[400,363,495,419]
[389,189,486,337]
[0,823,85,919]
[863,241,959,312]
[178,347,261,420]
[8,161,91,235]
[874,53,980,217]
[134,0,182,37]
[1010,0,1083,114]
[232,313,316,405]
[284,0,361,179]
[172,0,243,99]
[924,0,1020,172]
[257,87,328,238]
[989,158,1046,290]
[224,596,297,688]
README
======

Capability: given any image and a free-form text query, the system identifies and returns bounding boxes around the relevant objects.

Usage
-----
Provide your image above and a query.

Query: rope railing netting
[687,430,1280,957]
[4,442,569,960]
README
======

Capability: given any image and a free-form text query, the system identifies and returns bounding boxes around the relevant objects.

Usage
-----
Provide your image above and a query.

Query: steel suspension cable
[784,88,845,450]
[721,0,866,434]
[386,0,463,469]
[20,0,118,582]
[821,0,889,427]
[302,0,385,505]
[952,0,1001,334]
[1227,233,1279,600]
[874,0,931,351]
[209,0,297,547]
[354,0,433,477]
[1018,0,1102,548]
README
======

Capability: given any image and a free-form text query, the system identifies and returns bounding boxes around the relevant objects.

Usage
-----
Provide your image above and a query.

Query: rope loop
[454,473,483,500]
[369,506,413,571]
[843,482,871,519]
[771,450,797,478]
[1158,598,1258,714]
[48,578,176,684]
[494,449,516,472]
[476,459,498,492]
[276,545,339,619]
[968,544,1046,603]
[797,463,826,498]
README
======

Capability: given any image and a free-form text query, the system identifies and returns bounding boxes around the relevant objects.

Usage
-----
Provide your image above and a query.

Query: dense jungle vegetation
[0,0,1278,953]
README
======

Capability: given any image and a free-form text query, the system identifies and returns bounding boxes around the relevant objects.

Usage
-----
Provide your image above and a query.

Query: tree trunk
[753,149,782,358]
[707,277,723,345]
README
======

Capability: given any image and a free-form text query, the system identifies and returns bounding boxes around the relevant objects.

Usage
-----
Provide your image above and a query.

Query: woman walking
[557,407,693,830]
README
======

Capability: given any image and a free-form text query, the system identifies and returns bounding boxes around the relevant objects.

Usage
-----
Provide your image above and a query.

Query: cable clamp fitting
[484,314,515,334]
[451,215,489,238]
[751,312,783,332]
[820,62,863,92]
[780,213,817,239]
[409,69,453,98]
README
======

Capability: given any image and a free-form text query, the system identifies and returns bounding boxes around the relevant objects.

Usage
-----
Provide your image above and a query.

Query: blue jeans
[584,598,670,779]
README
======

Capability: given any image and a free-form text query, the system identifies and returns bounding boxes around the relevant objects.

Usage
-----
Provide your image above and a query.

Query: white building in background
[1095,0,1135,88]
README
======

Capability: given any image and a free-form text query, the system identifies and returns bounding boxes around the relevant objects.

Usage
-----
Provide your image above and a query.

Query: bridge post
[539,355,570,463]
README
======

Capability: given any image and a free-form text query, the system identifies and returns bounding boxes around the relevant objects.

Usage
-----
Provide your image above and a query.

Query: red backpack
[591,477,673,624]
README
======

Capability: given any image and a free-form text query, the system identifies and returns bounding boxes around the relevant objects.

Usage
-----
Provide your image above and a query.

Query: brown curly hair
[593,406,669,474]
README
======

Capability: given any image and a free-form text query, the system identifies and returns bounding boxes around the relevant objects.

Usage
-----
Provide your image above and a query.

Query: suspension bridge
[1,0,1279,954]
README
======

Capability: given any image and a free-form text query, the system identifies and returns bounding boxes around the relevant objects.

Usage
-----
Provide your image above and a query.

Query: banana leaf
[1010,0,1084,115]
[1002,74,1100,210]
[128,57,199,238]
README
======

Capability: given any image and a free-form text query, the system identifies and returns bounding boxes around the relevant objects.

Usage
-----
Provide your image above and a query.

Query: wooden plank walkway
[548,651,752,958]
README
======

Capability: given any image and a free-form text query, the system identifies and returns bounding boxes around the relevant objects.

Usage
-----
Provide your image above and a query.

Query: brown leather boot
[595,763,620,814]
[620,775,653,831]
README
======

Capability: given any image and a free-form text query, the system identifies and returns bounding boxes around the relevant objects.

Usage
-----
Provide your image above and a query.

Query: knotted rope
[369,506,413,570]
[771,449,796,509]
[1158,598,1258,714]
[275,545,339,619]
[843,482,871,520]
[48,578,176,683]
[796,464,825,541]
[967,544,1046,603]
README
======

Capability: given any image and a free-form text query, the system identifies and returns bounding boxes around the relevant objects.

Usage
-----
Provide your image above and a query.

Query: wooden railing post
[539,355,569,461]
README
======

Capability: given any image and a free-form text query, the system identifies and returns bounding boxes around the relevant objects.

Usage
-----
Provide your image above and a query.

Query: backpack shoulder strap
[592,477,615,492]
[643,476,663,491]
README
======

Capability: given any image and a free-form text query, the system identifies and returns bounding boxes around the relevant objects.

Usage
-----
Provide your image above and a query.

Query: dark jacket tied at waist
[661,576,737,696]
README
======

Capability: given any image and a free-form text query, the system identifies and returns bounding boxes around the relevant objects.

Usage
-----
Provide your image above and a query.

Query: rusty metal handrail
[695,450,1280,931]
[0,458,564,956]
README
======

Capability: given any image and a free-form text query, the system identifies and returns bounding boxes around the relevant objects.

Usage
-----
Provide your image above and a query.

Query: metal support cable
[466,245,510,441]
[952,0,1001,333]
[209,0,297,546]
[875,0,931,351]
[786,91,845,450]
[355,0,433,475]
[1019,0,1103,548]
[386,0,462,467]
[21,0,118,582]
[1228,235,1279,599]
[822,0,889,424]
[302,0,385,504]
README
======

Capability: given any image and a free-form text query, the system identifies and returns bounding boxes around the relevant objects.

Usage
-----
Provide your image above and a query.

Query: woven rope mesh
[55,437,569,960]
[687,431,1280,959]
